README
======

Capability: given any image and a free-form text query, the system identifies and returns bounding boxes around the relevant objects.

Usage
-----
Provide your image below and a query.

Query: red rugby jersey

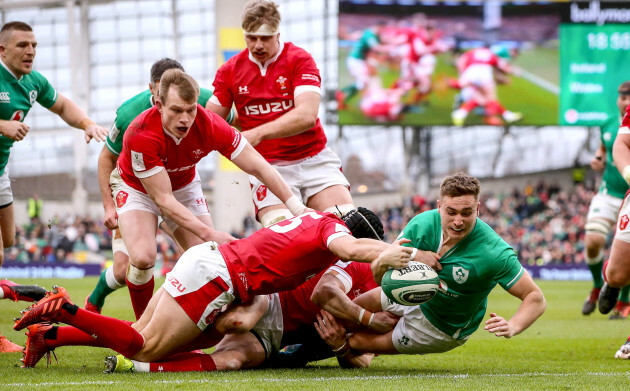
[118,105,245,193]
[211,42,327,162]
[219,211,350,303]
[280,260,378,332]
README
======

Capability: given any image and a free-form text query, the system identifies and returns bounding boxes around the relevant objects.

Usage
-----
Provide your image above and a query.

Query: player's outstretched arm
[329,236,412,270]
[312,271,396,333]
[242,91,320,147]
[139,169,235,244]
[485,270,545,338]
[98,145,119,230]
[48,93,108,143]
[205,100,231,120]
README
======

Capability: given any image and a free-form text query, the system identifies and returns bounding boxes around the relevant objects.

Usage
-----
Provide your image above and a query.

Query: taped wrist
[285,195,306,216]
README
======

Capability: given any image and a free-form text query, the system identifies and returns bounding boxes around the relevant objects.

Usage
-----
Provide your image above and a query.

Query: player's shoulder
[284,42,314,60]
[127,106,160,137]
[198,88,213,105]
[22,70,51,88]
[117,90,152,116]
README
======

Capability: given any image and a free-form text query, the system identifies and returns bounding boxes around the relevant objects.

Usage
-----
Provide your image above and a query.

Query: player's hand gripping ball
[382,261,439,305]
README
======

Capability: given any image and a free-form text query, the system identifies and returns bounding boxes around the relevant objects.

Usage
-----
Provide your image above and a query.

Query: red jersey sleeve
[211,61,235,109]
[291,49,321,91]
[126,116,164,178]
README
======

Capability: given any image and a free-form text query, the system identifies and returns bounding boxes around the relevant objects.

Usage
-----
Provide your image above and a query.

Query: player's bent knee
[260,208,293,227]
[127,264,154,285]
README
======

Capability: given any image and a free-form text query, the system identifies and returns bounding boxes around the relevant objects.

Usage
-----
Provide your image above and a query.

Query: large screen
[337,1,630,127]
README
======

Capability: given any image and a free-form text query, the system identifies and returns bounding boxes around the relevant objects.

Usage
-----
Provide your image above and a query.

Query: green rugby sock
[587,261,604,289]
[619,286,630,303]
[88,269,116,308]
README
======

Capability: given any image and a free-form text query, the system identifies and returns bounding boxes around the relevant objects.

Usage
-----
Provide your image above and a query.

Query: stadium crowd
[3,178,595,268]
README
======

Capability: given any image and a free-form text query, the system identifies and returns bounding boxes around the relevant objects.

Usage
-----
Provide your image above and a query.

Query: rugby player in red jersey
[207,0,356,228]
[106,68,306,320]
[14,209,411,372]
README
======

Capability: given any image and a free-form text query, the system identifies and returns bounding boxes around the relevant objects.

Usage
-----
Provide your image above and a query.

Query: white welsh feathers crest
[452,266,469,284]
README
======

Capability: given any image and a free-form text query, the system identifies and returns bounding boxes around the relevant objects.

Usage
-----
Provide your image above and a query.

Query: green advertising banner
[560,24,630,125]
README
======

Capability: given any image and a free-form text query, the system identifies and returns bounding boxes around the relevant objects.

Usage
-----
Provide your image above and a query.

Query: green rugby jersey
[397,209,524,339]
[599,115,628,199]
[106,88,234,155]
[0,62,58,175]
[349,29,380,60]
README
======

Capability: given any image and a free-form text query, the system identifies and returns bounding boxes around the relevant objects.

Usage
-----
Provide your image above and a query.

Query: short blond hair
[158,69,199,104]
[242,0,281,34]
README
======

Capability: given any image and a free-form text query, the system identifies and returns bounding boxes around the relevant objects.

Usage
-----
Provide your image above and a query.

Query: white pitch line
[5,371,630,387]
[519,69,560,95]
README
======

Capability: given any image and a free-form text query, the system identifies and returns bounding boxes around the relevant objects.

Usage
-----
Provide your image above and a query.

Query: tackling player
[603,86,630,358]
[0,21,108,351]
[14,209,411,371]
[315,173,545,366]
[581,81,630,318]
[84,58,236,315]
[207,0,356,228]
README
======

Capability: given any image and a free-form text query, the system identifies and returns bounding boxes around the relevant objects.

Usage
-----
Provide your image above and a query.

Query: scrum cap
[342,207,384,240]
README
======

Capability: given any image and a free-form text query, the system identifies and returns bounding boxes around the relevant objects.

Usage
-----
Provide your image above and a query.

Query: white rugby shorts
[162,241,236,331]
[110,168,210,233]
[586,192,623,227]
[459,64,495,88]
[251,293,284,359]
[249,147,350,211]
[346,56,370,90]
[381,289,467,354]
[0,168,13,206]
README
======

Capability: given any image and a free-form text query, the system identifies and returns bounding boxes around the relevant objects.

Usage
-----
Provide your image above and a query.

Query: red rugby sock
[126,276,154,320]
[149,351,217,372]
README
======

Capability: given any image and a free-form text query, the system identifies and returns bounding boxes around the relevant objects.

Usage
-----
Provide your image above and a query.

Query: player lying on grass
[13,209,412,370]
[312,173,545,367]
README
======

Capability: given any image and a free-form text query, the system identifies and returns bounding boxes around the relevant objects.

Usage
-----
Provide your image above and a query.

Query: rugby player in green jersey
[85,58,236,314]
[582,81,630,318]
[0,21,108,352]
[314,173,546,367]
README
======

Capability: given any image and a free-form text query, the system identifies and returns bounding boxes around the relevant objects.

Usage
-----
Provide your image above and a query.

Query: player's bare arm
[98,145,119,230]
[314,310,375,368]
[613,133,630,183]
[242,91,320,147]
[48,93,108,143]
[484,270,545,338]
[370,238,412,284]
[231,142,307,215]
[205,101,231,120]
[311,271,397,333]
[330,236,411,269]
[139,169,235,244]
[0,119,29,141]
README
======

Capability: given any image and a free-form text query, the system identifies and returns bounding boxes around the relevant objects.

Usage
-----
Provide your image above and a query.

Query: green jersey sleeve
[32,71,58,109]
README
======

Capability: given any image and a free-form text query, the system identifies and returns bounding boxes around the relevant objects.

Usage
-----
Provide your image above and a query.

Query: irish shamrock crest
[452,266,469,284]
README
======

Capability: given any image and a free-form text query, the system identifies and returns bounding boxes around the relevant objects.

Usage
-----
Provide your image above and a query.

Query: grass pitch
[1,278,629,390]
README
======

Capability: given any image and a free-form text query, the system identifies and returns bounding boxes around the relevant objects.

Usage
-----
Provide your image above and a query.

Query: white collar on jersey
[0,58,22,81]
[248,40,285,77]
[163,126,183,145]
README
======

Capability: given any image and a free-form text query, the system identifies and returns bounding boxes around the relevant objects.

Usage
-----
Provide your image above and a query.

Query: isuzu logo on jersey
[244,100,293,116]
[452,266,469,284]
[239,86,249,94]
[276,75,288,90]
[256,185,267,201]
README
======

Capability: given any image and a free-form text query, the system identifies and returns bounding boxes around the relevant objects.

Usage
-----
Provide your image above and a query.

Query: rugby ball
[381,261,439,306]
